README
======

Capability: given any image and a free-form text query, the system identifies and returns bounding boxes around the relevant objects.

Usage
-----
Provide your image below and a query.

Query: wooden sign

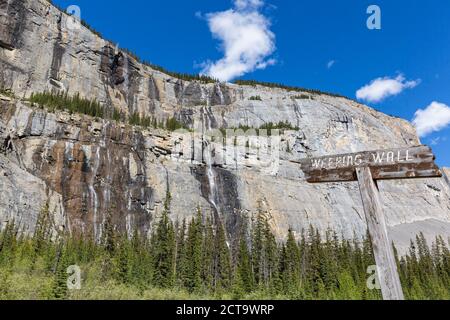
[295,145,441,183]
[294,145,442,300]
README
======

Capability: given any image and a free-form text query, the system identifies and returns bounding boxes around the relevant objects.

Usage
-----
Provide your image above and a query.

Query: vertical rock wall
[0,0,449,252]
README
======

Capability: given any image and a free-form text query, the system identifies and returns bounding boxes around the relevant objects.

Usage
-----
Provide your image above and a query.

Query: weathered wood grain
[294,145,442,183]
[356,167,405,300]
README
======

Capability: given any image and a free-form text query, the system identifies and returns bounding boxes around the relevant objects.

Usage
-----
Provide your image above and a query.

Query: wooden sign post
[294,145,442,300]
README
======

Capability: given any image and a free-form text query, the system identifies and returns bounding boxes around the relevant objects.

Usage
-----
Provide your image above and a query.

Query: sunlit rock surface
[1,0,449,252]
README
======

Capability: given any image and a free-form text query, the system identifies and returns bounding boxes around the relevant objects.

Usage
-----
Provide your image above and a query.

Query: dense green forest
[0,198,449,300]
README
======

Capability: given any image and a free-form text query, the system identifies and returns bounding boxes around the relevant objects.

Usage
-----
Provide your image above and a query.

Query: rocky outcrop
[0,0,236,123]
[1,0,449,252]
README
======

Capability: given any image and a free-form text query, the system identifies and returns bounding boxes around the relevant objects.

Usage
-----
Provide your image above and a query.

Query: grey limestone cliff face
[1,0,449,252]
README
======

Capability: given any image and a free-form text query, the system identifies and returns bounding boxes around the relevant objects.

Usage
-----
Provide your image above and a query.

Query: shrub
[143,61,218,84]
[293,94,310,100]
[29,91,105,118]
[260,121,299,131]
[234,79,350,100]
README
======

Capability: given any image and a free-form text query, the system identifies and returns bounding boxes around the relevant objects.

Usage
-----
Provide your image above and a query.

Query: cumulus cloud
[200,0,276,82]
[412,101,450,137]
[356,74,420,103]
[235,0,264,10]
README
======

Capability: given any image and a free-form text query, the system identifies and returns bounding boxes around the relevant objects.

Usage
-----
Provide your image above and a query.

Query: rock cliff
[1,0,449,252]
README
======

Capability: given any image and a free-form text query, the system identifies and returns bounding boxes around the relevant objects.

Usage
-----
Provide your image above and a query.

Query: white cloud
[327,60,335,69]
[201,0,276,82]
[412,101,450,137]
[235,0,263,10]
[356,74,420,103]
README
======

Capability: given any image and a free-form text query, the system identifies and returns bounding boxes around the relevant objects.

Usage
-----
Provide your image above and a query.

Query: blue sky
[54,0,450,166]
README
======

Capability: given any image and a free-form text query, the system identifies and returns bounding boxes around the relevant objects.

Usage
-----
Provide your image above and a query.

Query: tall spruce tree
[202,216,215,290]
[213,222,232,292]
[184,208,204,292]
[263,217,279,292]
[175,218,187,286]
[51,242,69,300]
[233,224,254,296]
[30,204,52,271]
[100,211,116,281]
[282,229,301,294]
[251,211,265,287]
[152,192,176,288]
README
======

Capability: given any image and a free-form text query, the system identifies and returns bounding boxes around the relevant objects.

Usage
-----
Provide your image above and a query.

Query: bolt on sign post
[293,145,442,300]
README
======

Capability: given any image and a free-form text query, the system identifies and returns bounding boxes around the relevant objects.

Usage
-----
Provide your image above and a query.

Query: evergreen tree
[202,216,215,290]
[152,192,176,288]
[213,222,232,292]
[114,234,131,284]
[184,208,204,292]
[251,211,265,287]
[281,229,300,294]
[51,242,69,300]
[233,224,254,297]
[175,218,187,286]
[1,203,449,300]
[100,211,115,281]
[0,221,17,299]
[263,218,279,292]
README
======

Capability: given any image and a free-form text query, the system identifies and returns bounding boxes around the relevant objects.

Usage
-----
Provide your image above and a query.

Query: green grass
[0,263,211,300]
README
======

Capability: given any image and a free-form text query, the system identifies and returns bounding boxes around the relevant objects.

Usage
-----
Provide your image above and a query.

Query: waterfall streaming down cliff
[202,107,221,220]
[90,146,101,241]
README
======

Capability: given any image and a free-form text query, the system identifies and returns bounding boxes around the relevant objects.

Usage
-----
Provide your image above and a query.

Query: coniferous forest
[0,196,449,300]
